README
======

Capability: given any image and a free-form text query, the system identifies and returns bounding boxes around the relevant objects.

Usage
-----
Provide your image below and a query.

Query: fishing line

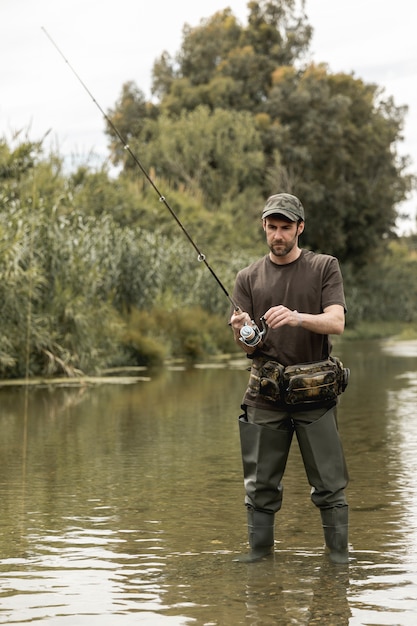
[41,27,239,311]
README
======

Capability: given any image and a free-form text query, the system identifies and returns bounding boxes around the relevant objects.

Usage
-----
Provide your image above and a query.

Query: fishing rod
[41,29,268,346]
[41,27,240,312]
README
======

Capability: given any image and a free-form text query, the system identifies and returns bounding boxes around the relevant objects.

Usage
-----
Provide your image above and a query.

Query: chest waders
[235,405,349,564]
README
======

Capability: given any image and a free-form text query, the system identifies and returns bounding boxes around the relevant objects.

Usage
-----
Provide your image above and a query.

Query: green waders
[295,407,349,564]
[234,416,293,562]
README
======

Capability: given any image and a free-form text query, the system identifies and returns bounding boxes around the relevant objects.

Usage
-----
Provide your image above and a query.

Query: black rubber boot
[234,508,275,563]
[321,506,349,564]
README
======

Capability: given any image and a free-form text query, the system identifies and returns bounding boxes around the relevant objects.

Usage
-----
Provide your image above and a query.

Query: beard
[268,236,297,258]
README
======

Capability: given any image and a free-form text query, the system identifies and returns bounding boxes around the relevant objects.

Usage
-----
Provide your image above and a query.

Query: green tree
[345,238,417,326]
[106,0,414,267]
[126,105,265,206]
[152,0,312,112]
[262,64,414,265]
[106,81,158,165]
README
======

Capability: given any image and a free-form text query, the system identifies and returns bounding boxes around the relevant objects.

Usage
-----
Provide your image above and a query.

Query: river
[1,339,417,625]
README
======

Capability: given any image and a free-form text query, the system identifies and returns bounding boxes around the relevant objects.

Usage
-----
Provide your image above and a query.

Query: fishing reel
[239,317,267,347]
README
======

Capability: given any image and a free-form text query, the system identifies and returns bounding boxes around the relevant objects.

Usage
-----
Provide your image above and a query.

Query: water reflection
[337,339,417,625]
[1,341,417,624]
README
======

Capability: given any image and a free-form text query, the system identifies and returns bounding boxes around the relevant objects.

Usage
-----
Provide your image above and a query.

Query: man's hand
[230,309,252,331]
[230,309,259,354]
[263,305,301,329]
[263,304,345,335]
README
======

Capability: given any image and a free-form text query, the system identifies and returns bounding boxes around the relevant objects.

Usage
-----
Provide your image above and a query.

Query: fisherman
[229,192,349,564]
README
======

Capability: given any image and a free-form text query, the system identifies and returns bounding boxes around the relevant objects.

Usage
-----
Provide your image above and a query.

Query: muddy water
[1,339,417,625]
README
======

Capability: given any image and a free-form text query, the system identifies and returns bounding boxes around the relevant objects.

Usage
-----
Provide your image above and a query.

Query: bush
[123,305,236,363]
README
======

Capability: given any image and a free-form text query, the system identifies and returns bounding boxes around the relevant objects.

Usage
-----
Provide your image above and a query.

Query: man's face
[263,216,304,259]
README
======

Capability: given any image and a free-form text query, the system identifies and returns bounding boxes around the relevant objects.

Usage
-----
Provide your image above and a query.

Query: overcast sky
[2,0,417,232]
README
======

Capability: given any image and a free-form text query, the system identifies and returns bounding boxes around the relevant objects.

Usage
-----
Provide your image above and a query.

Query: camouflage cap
[261,193,305,222]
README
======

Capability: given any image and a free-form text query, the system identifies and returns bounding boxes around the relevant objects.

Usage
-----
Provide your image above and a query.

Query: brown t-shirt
[232,249,346,368]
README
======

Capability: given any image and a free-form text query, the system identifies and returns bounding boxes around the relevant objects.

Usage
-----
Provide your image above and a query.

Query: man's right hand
[230,308,252,331]
[230,309,260,354]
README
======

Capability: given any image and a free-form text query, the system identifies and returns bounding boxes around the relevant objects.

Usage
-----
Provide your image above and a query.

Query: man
[230,192,349,564]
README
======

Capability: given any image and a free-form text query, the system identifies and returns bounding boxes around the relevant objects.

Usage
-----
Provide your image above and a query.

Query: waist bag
[246,358,284,402]
[283,357,349,405]
[247,356,349,405]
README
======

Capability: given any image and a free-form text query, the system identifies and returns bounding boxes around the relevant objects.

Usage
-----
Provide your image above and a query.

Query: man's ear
[297,221,305,235]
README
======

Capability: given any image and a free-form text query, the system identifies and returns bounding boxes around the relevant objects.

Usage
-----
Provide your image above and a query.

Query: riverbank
[343,321,417,341]
[1,323,415,386]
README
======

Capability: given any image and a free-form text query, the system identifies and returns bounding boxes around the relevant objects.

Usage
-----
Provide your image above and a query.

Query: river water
[1,339,417,625]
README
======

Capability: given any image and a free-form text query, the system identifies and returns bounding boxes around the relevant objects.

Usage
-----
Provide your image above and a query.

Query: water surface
[1,340,417,624]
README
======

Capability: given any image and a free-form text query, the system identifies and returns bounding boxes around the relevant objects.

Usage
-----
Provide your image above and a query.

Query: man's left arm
[263,303,345,335]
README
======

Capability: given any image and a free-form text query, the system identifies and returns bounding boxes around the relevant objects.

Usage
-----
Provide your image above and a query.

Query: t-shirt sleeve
[231,268,255,320]
[322,257,347,312]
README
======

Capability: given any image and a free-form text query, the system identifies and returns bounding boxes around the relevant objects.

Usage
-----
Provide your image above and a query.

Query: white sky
[1,0,417,233]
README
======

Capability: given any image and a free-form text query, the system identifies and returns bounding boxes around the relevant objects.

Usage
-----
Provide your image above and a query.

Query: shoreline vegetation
[2,323,416,387]
[342,321,417,342]
[2,2,417,386]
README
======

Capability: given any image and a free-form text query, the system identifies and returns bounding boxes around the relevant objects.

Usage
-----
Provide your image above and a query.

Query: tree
[262,63,414,265]
[126,105,265,206]
[106,0,414,266]
[345,238,417,325]
[152,0,312,113]
[106,81,157,166]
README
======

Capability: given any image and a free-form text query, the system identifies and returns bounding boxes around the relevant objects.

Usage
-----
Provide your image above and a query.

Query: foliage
[125,106,266,206]
[0,139,243,377]
[152,1,312,111]
[265,65,414,266]
[1,0,417,378]
[342,238,417,328]
[106,81,158,166]
[0,154,124,377]
[123,306,236,364]
[120,309,168,367]
[106,0,415,269]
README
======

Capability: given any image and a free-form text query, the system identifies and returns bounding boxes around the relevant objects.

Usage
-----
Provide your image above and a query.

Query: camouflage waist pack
[283,357,350,405]
[246,358,285,403]
[246,356,349,406]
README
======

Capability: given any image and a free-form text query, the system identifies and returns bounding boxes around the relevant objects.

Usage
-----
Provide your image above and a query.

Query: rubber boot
[234,508,275,562]
[321,506,349,564]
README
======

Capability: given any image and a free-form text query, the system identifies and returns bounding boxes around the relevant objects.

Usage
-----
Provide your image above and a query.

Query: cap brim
[262,208,298,221]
